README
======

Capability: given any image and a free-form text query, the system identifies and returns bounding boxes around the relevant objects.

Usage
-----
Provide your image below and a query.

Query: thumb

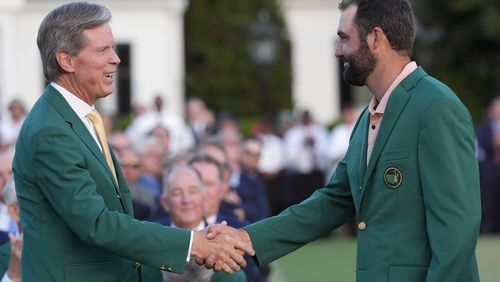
[207,222,227,239]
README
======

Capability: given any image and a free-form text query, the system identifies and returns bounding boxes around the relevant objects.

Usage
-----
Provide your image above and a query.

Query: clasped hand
[191,223,254,273]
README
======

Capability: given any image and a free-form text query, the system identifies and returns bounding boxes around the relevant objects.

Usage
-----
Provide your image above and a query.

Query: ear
[55,51,76,73]
[368,27,387,51]
[160,195,170,213]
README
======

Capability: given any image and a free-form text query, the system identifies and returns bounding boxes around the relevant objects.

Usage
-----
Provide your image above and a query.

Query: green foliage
[412,0,500,122]
[184,0,292,118]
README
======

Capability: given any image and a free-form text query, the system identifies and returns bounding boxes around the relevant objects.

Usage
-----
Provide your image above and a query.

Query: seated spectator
[126,95,194,156]
[189,154,266,282]
[0,100,26,152]
[159,164,246,282]
[109,132,133,159]
[238,138,271,223]
[0,150,15,237]
[136,136,167,202]
[186,97,217,145]
[188,154,244,228]
[0,178,23,282]
[118,149,159,221]
[197,140,244,221]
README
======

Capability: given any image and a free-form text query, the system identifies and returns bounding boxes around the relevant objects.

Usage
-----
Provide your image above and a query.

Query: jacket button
[160,265,173,272]
[358,221,367,231]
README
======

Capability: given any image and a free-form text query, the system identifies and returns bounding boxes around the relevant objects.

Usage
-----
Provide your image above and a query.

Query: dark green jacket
[0,242,9,278]
[13,86,191,282]
[246,67,481,282]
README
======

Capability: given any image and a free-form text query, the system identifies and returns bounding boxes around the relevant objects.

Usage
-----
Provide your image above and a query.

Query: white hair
[162,164,204,196]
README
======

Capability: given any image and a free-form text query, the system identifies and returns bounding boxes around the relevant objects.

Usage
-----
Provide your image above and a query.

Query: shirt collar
[369,61,418,115]
[205,214,217,225]
[51,82,94,119]
[171,221,206,231]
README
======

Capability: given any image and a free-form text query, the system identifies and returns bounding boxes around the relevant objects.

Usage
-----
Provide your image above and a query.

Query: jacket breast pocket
[389,265,427,282]
[64,261,115,282]
[379,148,409,163]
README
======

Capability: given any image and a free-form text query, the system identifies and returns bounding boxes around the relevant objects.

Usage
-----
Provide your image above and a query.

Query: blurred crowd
[0,94,358,281]
[0,93,499,280]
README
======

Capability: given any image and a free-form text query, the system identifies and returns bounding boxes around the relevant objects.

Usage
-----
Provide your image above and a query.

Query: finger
[233,237,255,257]
[213,260,224,272]
[206,224,224,239]
[222,262,235,274]
[194,254,205,265]
[204,254,216,269]
[224,255,242,272]
[228,249,247,268]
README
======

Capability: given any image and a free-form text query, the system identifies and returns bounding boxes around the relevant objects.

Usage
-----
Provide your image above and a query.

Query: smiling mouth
[104,73,114,79]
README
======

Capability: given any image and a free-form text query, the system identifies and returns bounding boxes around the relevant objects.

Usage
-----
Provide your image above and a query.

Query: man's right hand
[191,224,254,273]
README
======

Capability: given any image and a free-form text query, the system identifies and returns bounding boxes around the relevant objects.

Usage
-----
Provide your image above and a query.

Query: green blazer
[246,67,481,282]
[0,242,9,278]
[13,85,191,282]
[211,271,247,282]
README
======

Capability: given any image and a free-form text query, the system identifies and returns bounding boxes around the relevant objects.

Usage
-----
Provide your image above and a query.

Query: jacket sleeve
[32,125,190,274]
[244,159,355,266]
[418,98,481,281]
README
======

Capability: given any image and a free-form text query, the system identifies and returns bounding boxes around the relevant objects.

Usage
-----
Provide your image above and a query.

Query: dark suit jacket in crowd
[234,172,271,223]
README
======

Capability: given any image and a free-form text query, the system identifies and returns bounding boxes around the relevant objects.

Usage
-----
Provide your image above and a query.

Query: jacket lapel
[110,149,134,215]
[44,86,122,193]
[361,67,427,189]
[357,109,370,185]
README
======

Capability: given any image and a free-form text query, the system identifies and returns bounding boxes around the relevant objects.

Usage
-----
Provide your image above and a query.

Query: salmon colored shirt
[366,61,418,164]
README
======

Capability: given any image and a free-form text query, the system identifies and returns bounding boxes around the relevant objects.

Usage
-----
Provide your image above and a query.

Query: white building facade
[0,0,188,116]
[279,0,343,124]
[0,0,344,125]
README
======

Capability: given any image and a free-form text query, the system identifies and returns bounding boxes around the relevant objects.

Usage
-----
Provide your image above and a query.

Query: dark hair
[339,0,415,56]
[197,138,231,169]
[188,153,224,183]
[37,2,112,81]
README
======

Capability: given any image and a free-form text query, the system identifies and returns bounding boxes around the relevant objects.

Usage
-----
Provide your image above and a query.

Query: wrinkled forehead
[168,169,202,190]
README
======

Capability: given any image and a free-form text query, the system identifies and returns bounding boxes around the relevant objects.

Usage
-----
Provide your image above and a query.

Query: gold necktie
[87,109,117,183]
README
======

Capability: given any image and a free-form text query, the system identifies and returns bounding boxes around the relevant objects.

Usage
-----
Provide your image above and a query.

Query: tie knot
[87,109,103,125]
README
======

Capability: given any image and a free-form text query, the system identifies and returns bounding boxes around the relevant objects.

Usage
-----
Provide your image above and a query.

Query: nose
[335,39,343,58]
[181,193,191,204]
[111,49,121,65]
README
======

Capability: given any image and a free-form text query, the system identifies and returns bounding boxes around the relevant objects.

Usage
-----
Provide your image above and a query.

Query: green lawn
[269,235,500,282]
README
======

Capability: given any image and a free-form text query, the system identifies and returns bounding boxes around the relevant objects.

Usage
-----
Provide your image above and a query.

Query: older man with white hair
[159,164,246,282]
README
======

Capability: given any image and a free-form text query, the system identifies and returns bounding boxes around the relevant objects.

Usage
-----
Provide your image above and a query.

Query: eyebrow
[337,30,349,38]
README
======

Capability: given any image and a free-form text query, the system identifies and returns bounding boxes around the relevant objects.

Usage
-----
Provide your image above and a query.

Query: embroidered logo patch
[384,167,403,189]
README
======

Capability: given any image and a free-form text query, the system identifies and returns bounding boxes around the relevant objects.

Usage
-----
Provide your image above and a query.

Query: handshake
[191,223,255,273]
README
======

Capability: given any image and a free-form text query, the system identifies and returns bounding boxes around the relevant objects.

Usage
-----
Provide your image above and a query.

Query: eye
[170,189,182,197]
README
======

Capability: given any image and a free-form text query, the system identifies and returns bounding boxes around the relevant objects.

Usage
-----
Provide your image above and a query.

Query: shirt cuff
[186,230,193,262]
[1,272,12,282]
